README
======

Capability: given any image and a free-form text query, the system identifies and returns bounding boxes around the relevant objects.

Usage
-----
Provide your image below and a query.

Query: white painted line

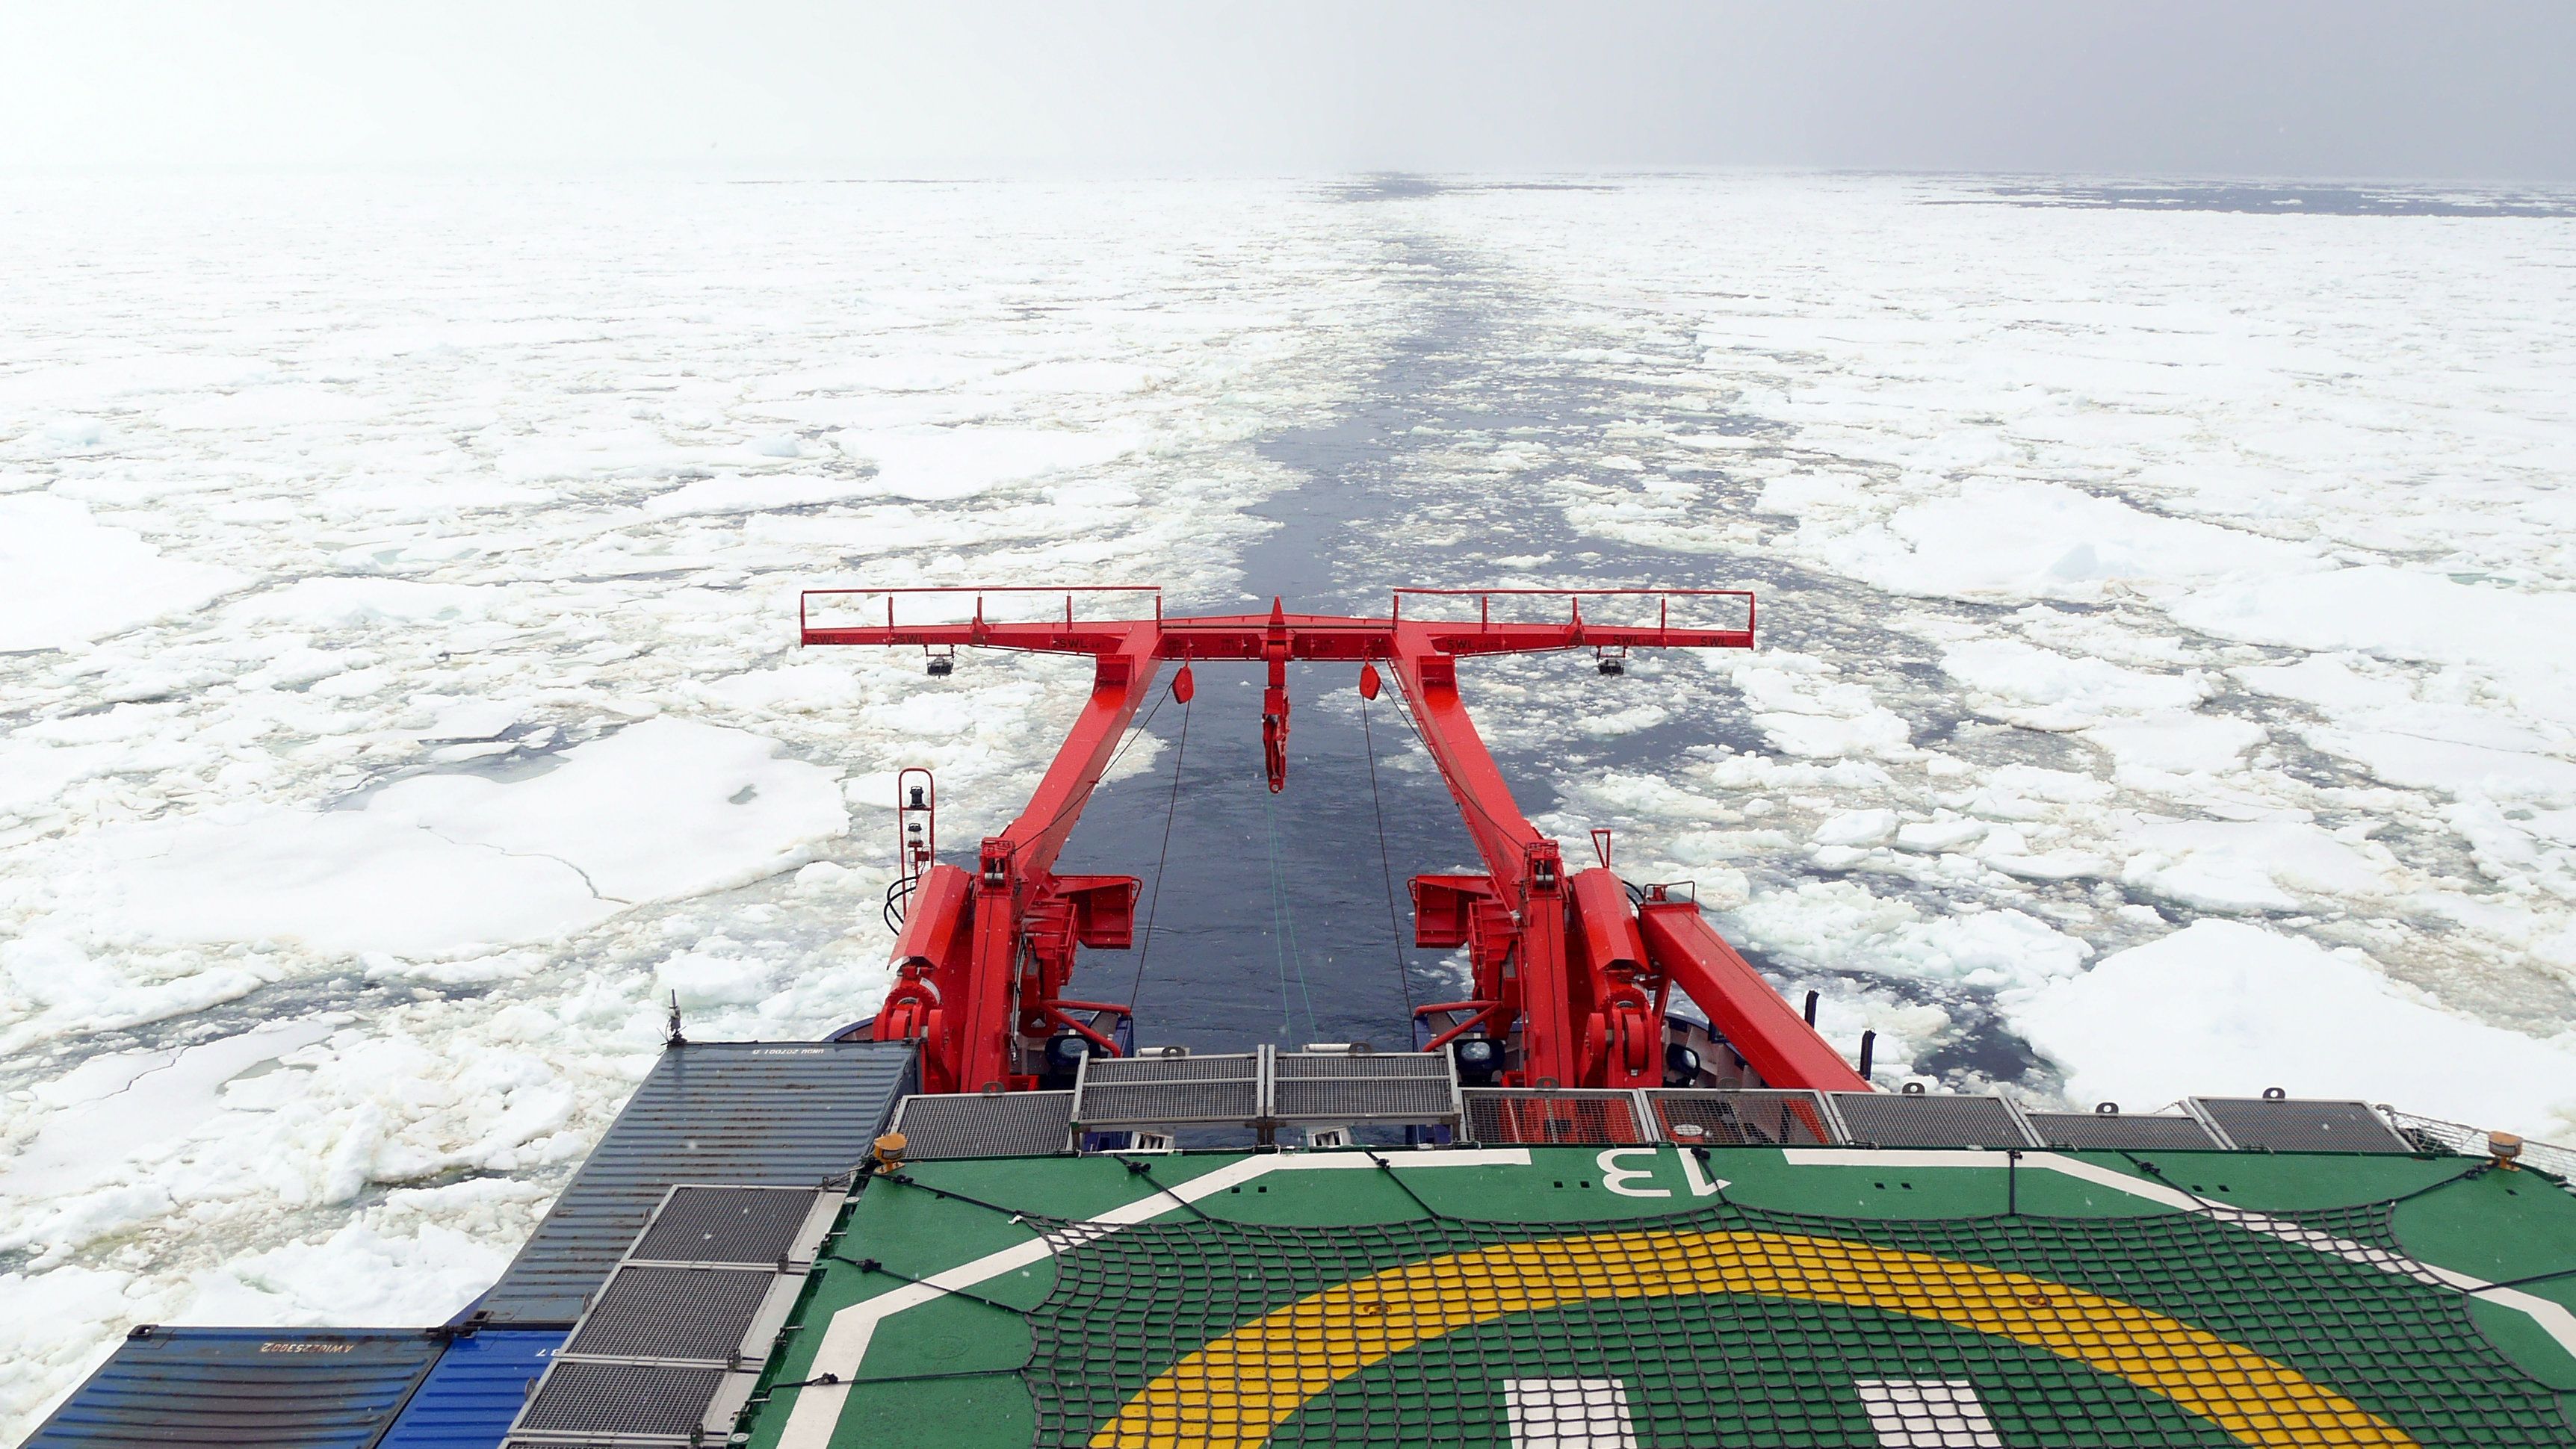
[776,1148,1531,1449]
[1783,1148,2576,1359]
[1505,1377,1638,1448]
[1854,1378,2004,1448]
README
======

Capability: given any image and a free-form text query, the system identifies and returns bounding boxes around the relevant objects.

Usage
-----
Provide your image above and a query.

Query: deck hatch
[2191,1096,2412,1153]
[628,1185,820,1265]
[563,1265,773,1363]
[506,1182,840,1447]
[893,1089,1077,1158]
[470,1040,914,1327]
[513,1361,725,1438]
[1829,1093,2042,1149]
[1073,1052,1262,1127]
[1464,1087,1651,1144]
[1647,1088,1841,1146]
[1269,1049,1461,1125]
[2023,1110,2223,1151]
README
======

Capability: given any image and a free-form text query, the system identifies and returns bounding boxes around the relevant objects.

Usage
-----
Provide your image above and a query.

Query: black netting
[1002,1197,2572,1447]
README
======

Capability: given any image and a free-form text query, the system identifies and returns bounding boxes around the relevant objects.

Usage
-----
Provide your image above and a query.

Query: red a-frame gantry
[800,586,1870,1099]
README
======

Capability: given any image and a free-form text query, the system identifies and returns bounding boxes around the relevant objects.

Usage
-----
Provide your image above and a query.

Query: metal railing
[799,584,1162,634]
[2382,1107,2576,1189]
[1391,586,1754,636]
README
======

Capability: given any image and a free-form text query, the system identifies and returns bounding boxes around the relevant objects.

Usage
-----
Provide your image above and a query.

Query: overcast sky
[3,1,2571,179]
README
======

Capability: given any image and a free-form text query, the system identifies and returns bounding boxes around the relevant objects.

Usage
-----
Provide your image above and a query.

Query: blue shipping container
[376,1329,564,1449]
[21,1327,443,1449]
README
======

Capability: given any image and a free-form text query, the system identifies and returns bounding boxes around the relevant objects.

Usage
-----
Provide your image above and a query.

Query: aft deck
[727,1140,2576,1448]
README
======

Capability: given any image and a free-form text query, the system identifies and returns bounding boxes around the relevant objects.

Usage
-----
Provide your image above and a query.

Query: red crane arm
[799,584,1866,1099]
[1379,627,1582,1083]
[993,627,1159,884]
[1637,897,1871,1092]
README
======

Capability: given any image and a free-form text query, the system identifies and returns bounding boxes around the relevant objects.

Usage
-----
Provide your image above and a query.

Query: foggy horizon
[4,0,2572,181]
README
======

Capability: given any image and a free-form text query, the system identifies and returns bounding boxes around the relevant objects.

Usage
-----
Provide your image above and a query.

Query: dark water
[1039,178,2055,1079]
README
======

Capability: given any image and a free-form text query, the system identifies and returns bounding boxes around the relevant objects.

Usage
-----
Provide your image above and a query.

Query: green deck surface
[736,1145,2576,1448]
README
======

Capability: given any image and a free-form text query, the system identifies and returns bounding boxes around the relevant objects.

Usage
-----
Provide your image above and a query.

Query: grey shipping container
[468,1040,915,1326]
[20,1327,444,1449]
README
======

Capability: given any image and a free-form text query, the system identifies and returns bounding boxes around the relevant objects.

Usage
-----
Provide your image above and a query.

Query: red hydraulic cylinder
[1567,867,1659,1087]
[878,863,974,1085]
[1636,898,1871,1093]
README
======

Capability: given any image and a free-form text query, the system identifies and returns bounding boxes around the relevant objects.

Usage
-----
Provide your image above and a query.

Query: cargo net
[1011,1195,2569,1448]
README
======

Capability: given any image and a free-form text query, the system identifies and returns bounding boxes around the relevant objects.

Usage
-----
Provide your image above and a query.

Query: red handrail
[1391,586,1754,638]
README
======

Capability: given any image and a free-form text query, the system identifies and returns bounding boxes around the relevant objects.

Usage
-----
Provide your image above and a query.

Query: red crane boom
[801,585,1868,1097]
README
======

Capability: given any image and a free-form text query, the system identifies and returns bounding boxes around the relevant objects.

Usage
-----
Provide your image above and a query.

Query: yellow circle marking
[1085,1228,2416,1448]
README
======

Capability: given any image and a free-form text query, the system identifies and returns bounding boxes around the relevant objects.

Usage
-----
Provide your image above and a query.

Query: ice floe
[2019,920,2576,1138]
[0,494,244,651]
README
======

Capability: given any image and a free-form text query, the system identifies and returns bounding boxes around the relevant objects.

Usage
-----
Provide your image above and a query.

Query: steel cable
[1360,692,1416,1018]
[1124,694,1191,1015]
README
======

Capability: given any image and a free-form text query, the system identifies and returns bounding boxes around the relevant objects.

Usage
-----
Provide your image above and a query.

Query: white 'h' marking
[1505,1377,1638,1448]
[1854,1379,2005,1448]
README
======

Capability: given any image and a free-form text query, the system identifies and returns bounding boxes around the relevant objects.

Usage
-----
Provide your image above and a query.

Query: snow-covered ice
[2019,920,2576,1129]
[1432,176,2576,1144]
[0,173,1386,1433]
[6,170,2576,1437]
[0,494,244,650]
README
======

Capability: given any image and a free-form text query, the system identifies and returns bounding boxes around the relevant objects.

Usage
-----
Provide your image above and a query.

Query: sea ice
[365,718,847,905]
[0,171,1386,1436]
[2018,920,2576,1138]
[0,494,243,651]
[5,169,2576,1442]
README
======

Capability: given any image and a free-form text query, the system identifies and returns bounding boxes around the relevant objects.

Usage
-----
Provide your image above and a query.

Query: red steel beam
[1636,898,1871,1093]
[948,628,1159,1093]
[1381,624,1581,1087]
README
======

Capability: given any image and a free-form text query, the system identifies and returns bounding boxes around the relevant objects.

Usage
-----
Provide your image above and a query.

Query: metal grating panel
[19,1328,442,1449]
[515,1361,725,1438]
[2024,1111,2222,1152]
[377,1329,566,1449]
[894,1090,1076,1158]
[1649,1089,1840,1147]
[629,1185,817,1265]
[2194,1096,2412,1153]
[1830,1093,2039,1149]
[1073,1053,1261,1126]
[1464,1088,1649,1146]
[1270,1052,1459,1123]
[563,1265,770,1363]
[473,1040,914,1326]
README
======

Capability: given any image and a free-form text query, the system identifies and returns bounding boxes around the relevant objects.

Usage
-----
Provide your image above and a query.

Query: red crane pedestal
[802,585,1869,1097]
